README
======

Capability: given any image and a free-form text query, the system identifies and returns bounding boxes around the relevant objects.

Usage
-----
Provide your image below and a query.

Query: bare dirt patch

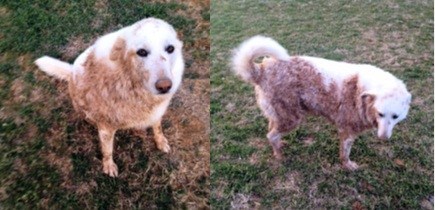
[273,172,301,193]
[230,193,261,209]
[0,6,9,17]
[61,36,90,60]
[92,0,109,29]
[10,78,27,103]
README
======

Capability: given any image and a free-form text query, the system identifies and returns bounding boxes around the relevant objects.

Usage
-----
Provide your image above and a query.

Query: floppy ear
[360,91,378,124]
[110,38,127,61]
[361,91,376,104]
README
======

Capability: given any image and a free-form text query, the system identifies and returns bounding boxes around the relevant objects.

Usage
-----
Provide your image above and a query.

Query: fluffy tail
[34,56,73,80]
[231,35,290,83]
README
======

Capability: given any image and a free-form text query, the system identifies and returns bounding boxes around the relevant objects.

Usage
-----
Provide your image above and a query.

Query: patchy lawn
[211,0,433,209]
[0,0,209,208]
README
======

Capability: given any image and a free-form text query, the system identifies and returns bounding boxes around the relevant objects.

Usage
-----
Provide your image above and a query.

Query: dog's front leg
[98,126,118,177]
[152,120,170,153]
[339,131,358,170]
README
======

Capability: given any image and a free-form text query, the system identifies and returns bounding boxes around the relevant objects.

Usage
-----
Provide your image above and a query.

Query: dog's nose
[155,78,172,94]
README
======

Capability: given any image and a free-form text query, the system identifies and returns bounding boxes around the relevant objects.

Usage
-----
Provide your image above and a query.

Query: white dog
[35,18,184,177]
[232,35,411,170]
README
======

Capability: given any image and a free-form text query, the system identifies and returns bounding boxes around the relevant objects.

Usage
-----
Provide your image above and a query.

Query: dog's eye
[165,45,174,54]
[392,114,398,119]
[137,49,149,57]
[378,113,384,117]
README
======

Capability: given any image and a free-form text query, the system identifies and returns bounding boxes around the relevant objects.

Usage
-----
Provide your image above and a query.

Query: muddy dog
[35,18,184,177]
[232,35,411,170]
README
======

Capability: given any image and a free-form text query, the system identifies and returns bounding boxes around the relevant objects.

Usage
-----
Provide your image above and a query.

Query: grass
[210,0,433,209]
[0,0,209,208]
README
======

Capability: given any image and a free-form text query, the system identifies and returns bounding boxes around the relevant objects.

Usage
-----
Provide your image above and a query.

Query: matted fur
[232,36,411,170]
[35,18,184,177]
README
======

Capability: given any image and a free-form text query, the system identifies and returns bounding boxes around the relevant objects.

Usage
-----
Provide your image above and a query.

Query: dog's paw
[343,160,359,171]
[273,151,283,160]
[103,160,118,177]
[272,141,285,160]
[156,137,171,153]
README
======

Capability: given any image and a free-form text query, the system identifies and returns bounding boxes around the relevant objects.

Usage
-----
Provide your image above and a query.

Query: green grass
[211,0,433,209]
[0,0,209,208]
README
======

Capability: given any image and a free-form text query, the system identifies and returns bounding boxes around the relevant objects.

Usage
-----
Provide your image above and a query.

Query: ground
[211,0,433,209]
[0,0,209,208]
[1,0,434,209]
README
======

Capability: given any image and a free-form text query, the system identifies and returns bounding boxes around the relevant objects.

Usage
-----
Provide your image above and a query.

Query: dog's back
[257,57,379,133]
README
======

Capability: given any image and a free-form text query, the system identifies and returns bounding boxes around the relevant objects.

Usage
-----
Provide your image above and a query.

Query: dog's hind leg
[267,117,300,160]
[339,131,358,170]
[152,120,171,153]
[98,126,118,177]
[267,120,284,160]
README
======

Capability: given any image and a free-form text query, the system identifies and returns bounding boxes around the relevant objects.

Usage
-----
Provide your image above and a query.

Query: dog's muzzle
[155,78,172,94]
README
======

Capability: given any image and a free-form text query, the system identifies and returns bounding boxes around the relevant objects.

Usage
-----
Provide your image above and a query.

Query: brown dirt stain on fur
[257,57,377,135]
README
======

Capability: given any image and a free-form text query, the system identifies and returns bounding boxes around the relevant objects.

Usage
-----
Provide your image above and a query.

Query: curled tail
[231,35,290,83]
[35,56,73,80]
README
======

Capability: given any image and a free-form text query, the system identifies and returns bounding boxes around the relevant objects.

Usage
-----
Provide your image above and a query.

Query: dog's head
[109,18,184,95]
[362,88,411,140]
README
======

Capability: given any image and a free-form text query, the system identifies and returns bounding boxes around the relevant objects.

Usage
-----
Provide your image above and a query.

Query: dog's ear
[360,91,378,125]
[110,38,127,61]
[361,92,376,104]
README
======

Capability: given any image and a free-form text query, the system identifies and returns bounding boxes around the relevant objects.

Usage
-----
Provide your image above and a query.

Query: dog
[35,18,184,177]
[231,35,411,170]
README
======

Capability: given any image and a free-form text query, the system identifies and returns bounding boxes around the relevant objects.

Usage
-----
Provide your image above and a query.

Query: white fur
[85,18,184,95]
[72,47,92,77]
[300,56,411,139]
[301,56,408,94]
[34,56,73,80]
[126,19,184,95]
[145,100,171,127]
[232,35,290,82]
[374,93,411,139]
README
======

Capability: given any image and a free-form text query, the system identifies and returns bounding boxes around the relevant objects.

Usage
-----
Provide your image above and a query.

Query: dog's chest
[69,80,171,128]
[99,91,171,128]
[117,98,170,128]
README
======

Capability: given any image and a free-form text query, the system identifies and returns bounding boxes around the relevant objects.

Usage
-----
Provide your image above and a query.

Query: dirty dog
[35,18,184,177]
[232,35,411,170]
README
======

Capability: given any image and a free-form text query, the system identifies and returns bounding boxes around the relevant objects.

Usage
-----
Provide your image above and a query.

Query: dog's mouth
[157,90,170,95]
